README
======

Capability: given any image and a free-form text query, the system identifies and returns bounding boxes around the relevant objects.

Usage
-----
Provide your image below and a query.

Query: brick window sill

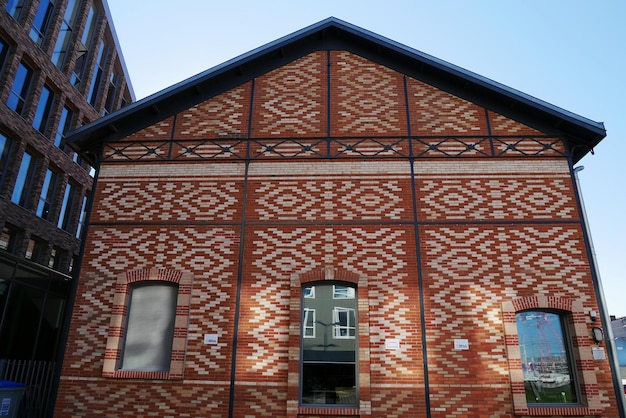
[298,406,359,416]
[517,406,591,416]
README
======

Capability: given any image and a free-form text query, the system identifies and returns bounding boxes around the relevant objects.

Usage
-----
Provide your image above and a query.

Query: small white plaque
[592,347,606,360]
[385,339,400,350]
[204,334,219,345]
[454,339,469,350]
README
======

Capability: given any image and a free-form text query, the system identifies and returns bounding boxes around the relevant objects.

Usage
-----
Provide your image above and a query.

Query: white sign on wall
[454,339,469,350]
[204,334,219,345]
[385,339,400,350]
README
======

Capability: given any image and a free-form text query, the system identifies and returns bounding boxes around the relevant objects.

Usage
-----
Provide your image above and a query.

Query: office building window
[6,0,26,20]
[7,62,33,114]
[71,3,97,87]
[103,72,118,115]
[11,151,37,207]
[37,168,59,220]
[87,40,107,107]
[0,39,9,73]
[75,195,88,238]
[0,225,19,253]
[0,133,13,189]
[52,0,80,67]
[33,85,54,133]
[25,236,47,264]
[301,282,357,406]
[57,182,76,230]
[29,0,55,46]
[516,310,578,404]
[54,105,73,149]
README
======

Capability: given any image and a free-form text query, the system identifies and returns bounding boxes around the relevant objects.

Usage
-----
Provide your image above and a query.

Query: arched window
[515,310,578,404]
[120,282,178,372]
[301,282,357,406]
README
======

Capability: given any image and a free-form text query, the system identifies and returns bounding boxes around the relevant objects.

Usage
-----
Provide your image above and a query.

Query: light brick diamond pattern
[94,180,240,222]
[333,51,405,134]
[253,179,406,221]
[254,52,325,136]
[176,84,249,138]
[418,176,576,220]
[422,225,591,384]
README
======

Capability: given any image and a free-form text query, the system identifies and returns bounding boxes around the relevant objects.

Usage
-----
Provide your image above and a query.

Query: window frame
[119,281,178,372]
[29,0,55,46]
[7,62,33,114]
[36,168,59,220]
[515,309,580,405]
[502,296,602,416]
[11,151,37,208]
[103,268,192,380]
[332,306,356,339]
[300,281,359,407]
[33,85,55,134]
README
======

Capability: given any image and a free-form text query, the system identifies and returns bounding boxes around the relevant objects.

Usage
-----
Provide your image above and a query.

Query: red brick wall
[54,50,617,417]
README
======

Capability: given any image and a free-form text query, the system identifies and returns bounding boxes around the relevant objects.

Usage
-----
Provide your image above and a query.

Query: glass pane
[516,311,577,404]
[11,152,34,206]
[121,283,178,372]
[302,283,357,405]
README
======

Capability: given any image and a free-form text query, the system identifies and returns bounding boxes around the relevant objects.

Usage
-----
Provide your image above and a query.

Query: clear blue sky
[106,0,626,318]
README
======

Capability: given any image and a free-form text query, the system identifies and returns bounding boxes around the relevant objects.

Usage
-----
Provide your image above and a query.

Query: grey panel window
[7,62,33,114]
[516,310,578,404]
[301,282,357,406]
[120,282,178,372]
[37,168,59,220]
[11,151,36,207]
[29,0,55,46]
[33,85,54,133]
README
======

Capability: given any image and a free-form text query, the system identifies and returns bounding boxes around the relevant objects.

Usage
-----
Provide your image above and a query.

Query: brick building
[56,18,621,417]
[0,0,132,416]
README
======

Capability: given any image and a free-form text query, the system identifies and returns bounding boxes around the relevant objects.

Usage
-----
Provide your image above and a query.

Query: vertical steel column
[404,75,431,417]
[228,78,255,418]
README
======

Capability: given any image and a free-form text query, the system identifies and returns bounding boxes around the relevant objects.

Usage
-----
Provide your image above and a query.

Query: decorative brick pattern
[253,52,326,137]
[56,46,619,417]
[94,180,241,222]
[125,117,174,140]
[60,225,239,381]
[102,268,192,380]
[417,176,577,221]
[488,111,544,136]
[175,84,250,138]
[421,224,595,413]
[332,51,406,135]
[252,179,407,221]
[407,78,487,135]
[55,379,230,416]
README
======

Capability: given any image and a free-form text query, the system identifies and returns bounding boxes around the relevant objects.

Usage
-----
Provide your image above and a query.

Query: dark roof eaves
[67,17,605,151]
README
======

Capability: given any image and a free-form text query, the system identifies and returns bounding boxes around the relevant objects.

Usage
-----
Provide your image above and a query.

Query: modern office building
[0,0,133,416]
[56,18,621,417]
